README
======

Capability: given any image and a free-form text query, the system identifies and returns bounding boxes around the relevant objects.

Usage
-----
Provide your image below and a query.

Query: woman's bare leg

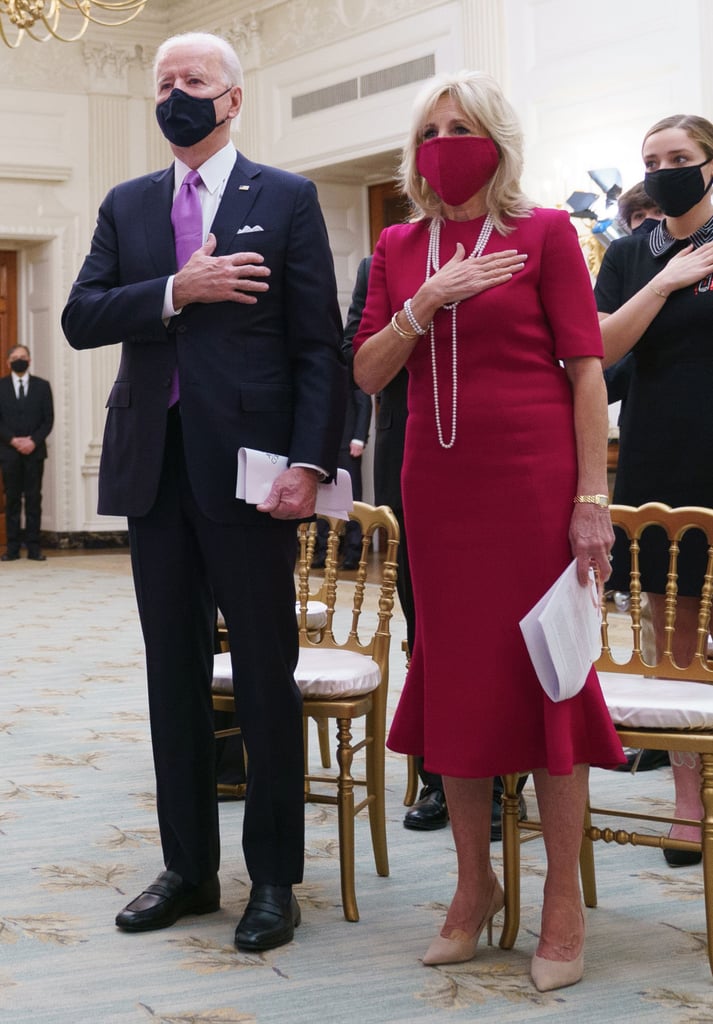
[648,593,706,843]
[439,775,496,935]
[532,764,588,960]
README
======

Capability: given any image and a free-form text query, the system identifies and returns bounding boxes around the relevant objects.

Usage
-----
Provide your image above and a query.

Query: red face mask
[416,135,500,206]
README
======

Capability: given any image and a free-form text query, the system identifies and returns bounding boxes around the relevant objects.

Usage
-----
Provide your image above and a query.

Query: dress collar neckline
[649,214,713,257]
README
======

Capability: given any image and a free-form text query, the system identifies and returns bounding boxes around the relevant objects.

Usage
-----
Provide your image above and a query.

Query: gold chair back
[501,502,713,975]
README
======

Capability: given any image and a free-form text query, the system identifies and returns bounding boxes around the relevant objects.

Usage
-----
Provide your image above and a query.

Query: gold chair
[212,501,399,922]
[500,502,713,974]
[216,596,332,772]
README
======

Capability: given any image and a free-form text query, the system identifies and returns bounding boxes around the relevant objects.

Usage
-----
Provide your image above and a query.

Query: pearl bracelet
[390,312,418,340]
[648,282,668,299]
[403,297,429,336]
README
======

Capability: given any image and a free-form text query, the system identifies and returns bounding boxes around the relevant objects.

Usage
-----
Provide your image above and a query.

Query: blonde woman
[354,70,624,992]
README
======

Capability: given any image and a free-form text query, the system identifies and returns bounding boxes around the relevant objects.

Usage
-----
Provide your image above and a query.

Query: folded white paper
[236,447,353,520]
[519,559,602,702]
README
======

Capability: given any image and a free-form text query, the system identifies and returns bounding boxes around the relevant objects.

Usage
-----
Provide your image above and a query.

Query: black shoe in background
[491,774,529,842]
[616,749,670,772]
[403,786,449,831]
[491,792,527,841]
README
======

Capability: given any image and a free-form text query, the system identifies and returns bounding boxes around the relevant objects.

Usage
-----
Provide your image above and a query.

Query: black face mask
[631,217,661,236]
[10,359,28,374]
[155,87,231,148]
[644,157,713,218]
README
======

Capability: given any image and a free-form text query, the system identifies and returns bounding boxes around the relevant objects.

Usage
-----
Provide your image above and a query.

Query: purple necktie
[169,169,203,405]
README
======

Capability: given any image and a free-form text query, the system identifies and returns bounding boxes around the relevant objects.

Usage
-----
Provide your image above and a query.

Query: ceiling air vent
[291,54,436,118]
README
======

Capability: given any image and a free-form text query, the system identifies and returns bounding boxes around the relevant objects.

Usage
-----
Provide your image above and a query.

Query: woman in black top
[595,114,713,865]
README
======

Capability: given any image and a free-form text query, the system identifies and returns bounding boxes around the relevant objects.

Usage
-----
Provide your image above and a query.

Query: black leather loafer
[235,884,301,952]
[403,786,449,831]
[115,870,220,932]
[1,552,19,561]
[27,552,47,561]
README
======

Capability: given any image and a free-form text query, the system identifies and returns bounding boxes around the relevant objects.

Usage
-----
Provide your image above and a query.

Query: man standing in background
[0,344,53,561]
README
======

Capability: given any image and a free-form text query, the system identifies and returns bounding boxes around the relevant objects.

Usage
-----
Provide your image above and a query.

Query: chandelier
[0,1,147,47]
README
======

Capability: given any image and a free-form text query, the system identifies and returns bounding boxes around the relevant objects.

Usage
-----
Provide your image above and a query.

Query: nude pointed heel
[423,880,504,966]
[530,905,585,992]
[530,949,584,992]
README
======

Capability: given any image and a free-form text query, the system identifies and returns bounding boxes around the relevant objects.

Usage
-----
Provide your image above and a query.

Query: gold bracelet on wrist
[573,494,609,509]
[390,311,418,340]
[648,282,668,299]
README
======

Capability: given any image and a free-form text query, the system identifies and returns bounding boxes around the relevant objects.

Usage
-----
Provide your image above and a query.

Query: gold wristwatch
[573,494,609,508]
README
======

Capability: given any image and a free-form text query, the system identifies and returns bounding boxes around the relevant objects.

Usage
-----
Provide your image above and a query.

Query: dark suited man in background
[313,297,372,571]
[0,345,53,561]
[62,32,345,952]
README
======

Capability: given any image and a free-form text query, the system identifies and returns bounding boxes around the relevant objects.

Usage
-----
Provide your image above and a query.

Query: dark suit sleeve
[351,385,372,445]
[341,257,373,446]
[0,380,13,445]
[282,179,346,474]
[62,185,170,350]
[30,379,54,446]
[342,257,372,357]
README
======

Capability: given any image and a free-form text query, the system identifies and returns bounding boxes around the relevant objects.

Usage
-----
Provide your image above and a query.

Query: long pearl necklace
[426,213,494,449]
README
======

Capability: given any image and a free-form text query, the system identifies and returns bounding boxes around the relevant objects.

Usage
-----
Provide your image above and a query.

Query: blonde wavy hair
[399,70,535,235]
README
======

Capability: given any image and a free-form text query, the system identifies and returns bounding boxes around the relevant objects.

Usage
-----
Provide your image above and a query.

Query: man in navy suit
[62,32,345,951]
[0,345,53,561]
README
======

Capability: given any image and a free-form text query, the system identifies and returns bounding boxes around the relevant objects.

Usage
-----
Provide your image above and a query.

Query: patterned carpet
[2,552,713,1023]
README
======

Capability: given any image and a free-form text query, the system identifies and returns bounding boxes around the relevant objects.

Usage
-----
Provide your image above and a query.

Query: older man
[62,32,345,951]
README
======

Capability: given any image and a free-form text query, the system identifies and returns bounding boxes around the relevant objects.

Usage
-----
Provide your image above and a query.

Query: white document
[236,447,353,520]
[519,559,602,702]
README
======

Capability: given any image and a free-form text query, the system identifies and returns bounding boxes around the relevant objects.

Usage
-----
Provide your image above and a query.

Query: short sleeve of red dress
[536,208,603,361]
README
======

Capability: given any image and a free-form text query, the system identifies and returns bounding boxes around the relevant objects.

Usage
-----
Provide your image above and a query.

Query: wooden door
[368,181,411,249]
[0,251,18,547]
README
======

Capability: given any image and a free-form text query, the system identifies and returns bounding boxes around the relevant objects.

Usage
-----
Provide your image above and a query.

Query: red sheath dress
[354,208,625,777]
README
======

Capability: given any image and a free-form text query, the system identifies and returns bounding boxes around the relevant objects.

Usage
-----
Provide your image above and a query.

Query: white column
[461,0,508,84]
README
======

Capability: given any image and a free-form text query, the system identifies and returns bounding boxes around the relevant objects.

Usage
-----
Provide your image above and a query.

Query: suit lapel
[142,166,177,275]
[210,153,263,255]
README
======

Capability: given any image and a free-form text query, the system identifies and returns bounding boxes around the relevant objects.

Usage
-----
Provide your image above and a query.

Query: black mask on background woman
[644,157,713,218]
[156,87,231,147]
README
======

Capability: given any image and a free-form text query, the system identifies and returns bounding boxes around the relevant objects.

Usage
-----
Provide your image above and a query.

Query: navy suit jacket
[0,374,54,464]
[62,150,346,524]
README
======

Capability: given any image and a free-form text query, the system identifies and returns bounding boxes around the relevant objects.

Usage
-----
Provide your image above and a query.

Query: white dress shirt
[11,371,30,398]
[162,142,237,319]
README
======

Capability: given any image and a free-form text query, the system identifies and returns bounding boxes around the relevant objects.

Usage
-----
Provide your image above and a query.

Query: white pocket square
[236,225,264,235]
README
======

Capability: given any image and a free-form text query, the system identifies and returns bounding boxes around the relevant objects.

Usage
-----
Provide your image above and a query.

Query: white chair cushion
[213,651,235,696]
[220,603,327,631]
[295,600,328,631]
[212,647,381,701]
[296,647,381,699]
[599,671,713,729]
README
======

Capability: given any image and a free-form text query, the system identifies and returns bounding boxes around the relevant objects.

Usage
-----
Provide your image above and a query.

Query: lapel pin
[238,185,250,191]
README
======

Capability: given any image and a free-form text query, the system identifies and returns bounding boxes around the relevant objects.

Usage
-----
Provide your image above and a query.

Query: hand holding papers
[236,447,353,520]
[519,559,602,702]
